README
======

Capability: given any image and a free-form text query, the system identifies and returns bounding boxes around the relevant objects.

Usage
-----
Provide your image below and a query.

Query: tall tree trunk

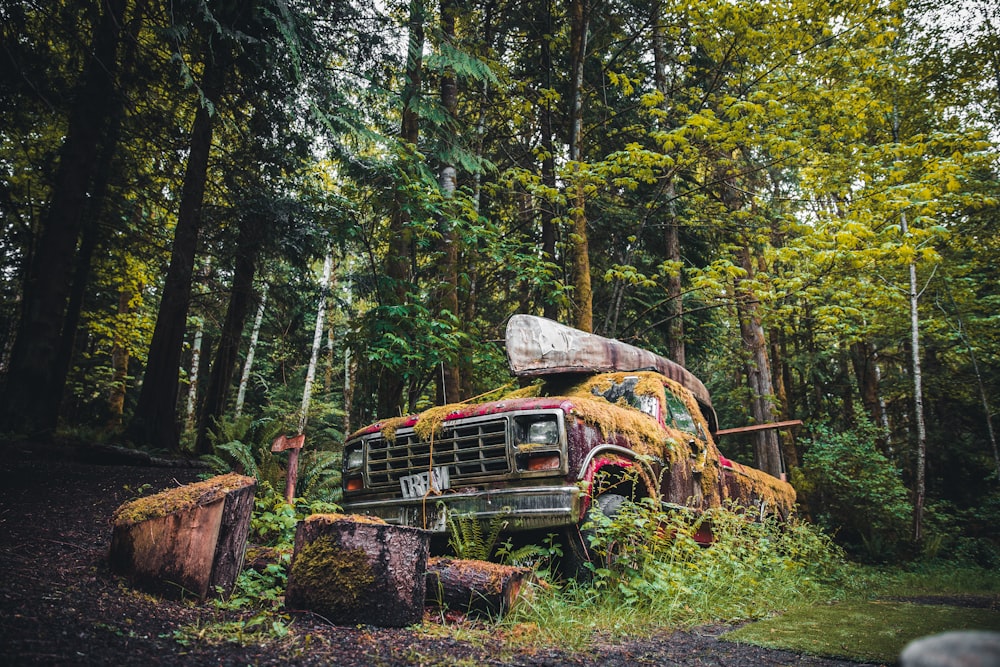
[128,56,227,451]
[901,209,928,542]
[850,339,884,428]
[185,318,205,431]
[48,0,146,430]
[301,254,334,433]
[664,184,685,366]
[568,0,592,332]
[195,216,263,454]
[651,3,685,366]
[235,287,267,419]
[769,329,798,469]
[0,0,125,433]
[107,285,134,430]
[379,0,424,417]
[539,0,558,320]
[735,243,783,478]
[436,0,461,404]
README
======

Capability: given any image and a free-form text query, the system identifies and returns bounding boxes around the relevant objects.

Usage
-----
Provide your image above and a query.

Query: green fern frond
[199,454,232,475]
[218,440,260,479]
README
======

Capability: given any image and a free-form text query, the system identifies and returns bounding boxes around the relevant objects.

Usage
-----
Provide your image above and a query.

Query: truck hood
[349,396,577,439]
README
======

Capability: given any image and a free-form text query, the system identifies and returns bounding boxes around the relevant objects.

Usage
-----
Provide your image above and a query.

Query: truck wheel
[560,493,628,580]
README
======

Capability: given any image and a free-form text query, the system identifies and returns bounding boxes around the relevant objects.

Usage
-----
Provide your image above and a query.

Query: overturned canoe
[505,314,716,430]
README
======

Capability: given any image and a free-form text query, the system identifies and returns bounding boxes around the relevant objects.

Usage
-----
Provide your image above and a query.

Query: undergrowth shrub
[201,415,343,504]
[505,500,847,642]
[792,421,911,562]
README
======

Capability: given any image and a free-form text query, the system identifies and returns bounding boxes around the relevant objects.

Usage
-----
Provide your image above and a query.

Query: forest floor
[0,440,882,666]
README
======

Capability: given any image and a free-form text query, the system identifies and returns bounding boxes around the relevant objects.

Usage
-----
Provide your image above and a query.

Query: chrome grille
[366,418,510,489]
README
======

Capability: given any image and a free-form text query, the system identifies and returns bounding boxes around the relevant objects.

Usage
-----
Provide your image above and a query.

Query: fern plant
[446,507,510,561]
[200,415,285,488]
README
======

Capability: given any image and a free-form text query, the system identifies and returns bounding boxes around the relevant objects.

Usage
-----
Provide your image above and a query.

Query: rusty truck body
[341,315,795,562]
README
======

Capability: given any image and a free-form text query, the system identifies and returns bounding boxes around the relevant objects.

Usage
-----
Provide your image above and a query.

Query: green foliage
[503,502,848,647]
[200,414,342,504]
[583,500,844,616]
[793,422,913,562]
[200,415,285,488]
[495,533,564,575]
[446,509,509,562]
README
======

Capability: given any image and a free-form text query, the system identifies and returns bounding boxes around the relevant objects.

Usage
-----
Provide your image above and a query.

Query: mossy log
[425,557,533,617]
[108,473,256,599]
[284,514,429,627]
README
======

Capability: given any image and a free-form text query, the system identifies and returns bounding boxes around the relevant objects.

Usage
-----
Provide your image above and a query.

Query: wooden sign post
[272,433,306,504]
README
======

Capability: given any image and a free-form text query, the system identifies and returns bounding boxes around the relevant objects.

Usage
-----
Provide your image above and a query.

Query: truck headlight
[518,417,560,445]
[345,445,364,470]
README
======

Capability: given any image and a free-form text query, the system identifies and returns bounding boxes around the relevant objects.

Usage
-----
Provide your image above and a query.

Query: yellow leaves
[606,70,636,96]
[896,243,917,264]
[641,90,665,108]
[603,264,658,289]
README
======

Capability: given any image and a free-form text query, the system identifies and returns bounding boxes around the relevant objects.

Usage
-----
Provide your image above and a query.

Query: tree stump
[284,514,429,627]
[425,557,534,617]
[109,473,256,599]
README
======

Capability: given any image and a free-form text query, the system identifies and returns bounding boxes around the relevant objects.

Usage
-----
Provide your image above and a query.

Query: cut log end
[109,474,256,599]
[284,514,429,627]
[425,557,534,617]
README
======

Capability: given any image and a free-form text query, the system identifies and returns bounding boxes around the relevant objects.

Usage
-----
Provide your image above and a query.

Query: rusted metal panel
[505,314,714,411]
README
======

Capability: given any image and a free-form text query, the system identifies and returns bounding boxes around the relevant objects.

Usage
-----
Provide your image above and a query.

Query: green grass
[489,502,1000,660]
[721,601,1000,663]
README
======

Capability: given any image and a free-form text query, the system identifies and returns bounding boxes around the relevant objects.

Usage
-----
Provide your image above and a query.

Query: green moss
[722,601,1000,663]
[289,536,375,611]
[112,473,253,525]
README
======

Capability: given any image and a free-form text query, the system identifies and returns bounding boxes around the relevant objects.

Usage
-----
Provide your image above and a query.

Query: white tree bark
[185,319,204,430]
[902,211,928,542]
[299,254,333,433]
[234,287,267,419]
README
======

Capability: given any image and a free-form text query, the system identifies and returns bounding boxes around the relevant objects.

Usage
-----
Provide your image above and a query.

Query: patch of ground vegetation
[3,442,997,666]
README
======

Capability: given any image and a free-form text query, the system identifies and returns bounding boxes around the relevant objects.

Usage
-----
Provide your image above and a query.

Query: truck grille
[366,418,510,489]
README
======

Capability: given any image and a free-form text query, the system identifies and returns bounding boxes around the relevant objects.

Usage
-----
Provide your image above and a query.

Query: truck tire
[560,493,628,580]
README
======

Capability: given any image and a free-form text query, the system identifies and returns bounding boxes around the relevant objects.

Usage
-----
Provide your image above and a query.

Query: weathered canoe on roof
[505,314,717,431]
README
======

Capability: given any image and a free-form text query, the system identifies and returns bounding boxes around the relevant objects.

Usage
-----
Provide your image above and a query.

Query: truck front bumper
[341,485,584,534]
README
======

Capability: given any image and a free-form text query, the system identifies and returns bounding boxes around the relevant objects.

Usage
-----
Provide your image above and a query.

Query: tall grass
[502,500,848,647]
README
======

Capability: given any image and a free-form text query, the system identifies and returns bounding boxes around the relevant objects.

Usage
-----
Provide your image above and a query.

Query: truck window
[591,375,661,420]
[664,390,698,434]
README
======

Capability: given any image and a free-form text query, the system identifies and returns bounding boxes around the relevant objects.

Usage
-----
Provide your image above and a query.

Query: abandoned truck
[341,314,795,567]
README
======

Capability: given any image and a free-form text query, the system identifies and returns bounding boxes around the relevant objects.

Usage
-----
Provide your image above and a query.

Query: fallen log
[284,514,429,627]
[425,557,533,617]
[108,473,256,599]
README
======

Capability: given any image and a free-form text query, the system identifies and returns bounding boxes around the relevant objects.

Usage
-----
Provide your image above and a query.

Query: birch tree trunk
[300,254,334,433]
[185,319,204,431]
[235,288,267,419]
[901,210,928,543]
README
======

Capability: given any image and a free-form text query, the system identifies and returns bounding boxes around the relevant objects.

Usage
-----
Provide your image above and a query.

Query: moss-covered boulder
[284,514,429,627]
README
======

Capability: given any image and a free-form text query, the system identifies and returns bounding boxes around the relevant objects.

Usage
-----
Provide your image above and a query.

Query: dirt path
[0,442,874,666]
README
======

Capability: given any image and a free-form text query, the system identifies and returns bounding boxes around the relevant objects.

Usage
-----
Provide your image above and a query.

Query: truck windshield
[590,375,661,419]
[664,390,698,434]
